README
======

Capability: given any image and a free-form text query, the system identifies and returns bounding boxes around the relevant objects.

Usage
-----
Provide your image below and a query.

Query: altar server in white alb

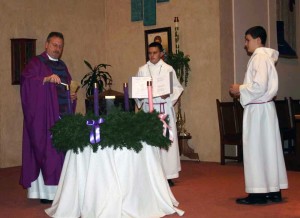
[136,42,183,186]
[230,26,288,205]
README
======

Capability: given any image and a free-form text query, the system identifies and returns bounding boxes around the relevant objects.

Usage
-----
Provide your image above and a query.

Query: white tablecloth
[45,142,184,218]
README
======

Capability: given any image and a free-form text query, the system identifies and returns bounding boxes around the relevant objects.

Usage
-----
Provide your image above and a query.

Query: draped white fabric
[45,143,184,218]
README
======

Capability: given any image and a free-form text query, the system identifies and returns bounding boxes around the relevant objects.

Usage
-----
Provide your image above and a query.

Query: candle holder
[174,17,179,54]
[172,17,198,160]
[174,16,187,135]
[176,104,189,137]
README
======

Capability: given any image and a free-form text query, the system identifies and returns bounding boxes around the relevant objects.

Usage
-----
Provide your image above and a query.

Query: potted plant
[81,60,112,98]
[165,50,191,136]
[165,50,191,87]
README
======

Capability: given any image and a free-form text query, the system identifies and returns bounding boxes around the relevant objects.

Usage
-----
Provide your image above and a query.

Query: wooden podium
[178,135,200,161]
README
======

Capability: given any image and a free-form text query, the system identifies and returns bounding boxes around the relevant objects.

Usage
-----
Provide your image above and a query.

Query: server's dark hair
[148,42,163,52]
[245,26,267,45]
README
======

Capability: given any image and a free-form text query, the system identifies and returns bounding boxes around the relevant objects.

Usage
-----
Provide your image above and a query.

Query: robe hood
[254,47,279,63]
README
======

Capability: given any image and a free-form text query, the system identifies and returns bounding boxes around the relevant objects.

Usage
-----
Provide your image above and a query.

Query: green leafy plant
[50,110,171,153]
[81,60,112,98]
[166,51,191,87]
[166,50,191,135]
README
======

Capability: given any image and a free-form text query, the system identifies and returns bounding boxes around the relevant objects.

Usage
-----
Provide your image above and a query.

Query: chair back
[216,100,241,138]
[289,97,300,127]
[274,97,296,153]
[234,98,244,133]
[216,99,243,164]
[274,98,292,130]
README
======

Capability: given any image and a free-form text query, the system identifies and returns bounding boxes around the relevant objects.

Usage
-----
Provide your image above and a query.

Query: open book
[129,72,173,98]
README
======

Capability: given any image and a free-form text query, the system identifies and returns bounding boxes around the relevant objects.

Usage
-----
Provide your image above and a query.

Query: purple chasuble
[20,51,73,188]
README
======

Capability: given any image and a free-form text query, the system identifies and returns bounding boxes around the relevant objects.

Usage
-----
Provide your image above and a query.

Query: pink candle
[147,81,153,113]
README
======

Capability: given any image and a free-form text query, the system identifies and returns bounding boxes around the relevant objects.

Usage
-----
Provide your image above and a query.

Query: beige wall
[0,0,222,167]
[233,0,270,83]
[1,0,299,167]
[105,0,222,162]
[232,0,300,98]
[220,0,234,101]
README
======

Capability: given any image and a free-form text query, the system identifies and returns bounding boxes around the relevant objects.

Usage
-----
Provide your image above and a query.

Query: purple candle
[94,83,99,116]
[123,83,129,111]
[66,84,72,114]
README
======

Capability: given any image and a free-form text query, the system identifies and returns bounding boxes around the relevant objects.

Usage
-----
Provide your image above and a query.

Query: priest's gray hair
[47,32,64,42]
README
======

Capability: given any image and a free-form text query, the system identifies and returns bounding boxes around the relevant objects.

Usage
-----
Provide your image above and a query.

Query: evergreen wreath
[51,109,171,153]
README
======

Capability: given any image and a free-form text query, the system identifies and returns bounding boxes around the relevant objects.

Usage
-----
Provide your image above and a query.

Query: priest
[20,32,76,204]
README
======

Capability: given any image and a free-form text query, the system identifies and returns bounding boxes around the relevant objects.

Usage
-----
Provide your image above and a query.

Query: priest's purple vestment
[20,51,72,189]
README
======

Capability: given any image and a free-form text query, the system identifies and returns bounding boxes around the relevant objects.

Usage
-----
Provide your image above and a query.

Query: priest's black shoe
[40,199,53,204]
[168,179,175,187]
[266,191,282,203]
[236,194,267,205]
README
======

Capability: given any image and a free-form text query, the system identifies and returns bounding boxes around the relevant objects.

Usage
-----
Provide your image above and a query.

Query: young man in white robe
[229,26,288,204]
[136,42,184,186]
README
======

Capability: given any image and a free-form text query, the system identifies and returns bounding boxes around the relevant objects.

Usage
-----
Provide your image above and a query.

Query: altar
[45,142,184,218]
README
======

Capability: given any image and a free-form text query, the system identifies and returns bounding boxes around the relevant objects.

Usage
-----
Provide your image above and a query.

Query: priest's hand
[229,84,240,97]
[70,93,77,101]
[43,74,61,84]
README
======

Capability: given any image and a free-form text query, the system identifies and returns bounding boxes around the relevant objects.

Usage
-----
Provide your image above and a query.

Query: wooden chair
[274,98,296,153]
[289,97,300,152]
[289,97,300,127]
[234,98,244,133]
[216,99,243,165]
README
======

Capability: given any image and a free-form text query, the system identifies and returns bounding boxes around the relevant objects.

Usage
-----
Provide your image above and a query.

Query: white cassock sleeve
[239,56,271,106]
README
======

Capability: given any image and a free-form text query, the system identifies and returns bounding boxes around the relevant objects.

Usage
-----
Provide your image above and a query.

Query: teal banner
[157,0,169,2]
[144,0,156,26]
[131,0,143,21]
